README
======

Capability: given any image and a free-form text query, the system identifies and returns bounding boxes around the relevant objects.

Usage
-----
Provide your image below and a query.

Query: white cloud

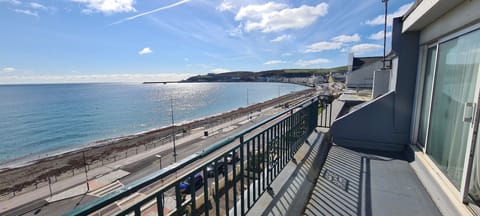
[351,43,383,53]
[0,0,21,5]
[14,9,38,16]
[2,67,16,73]
[114,0,190,24]
[296,58,330,67]
[138,47,152,55]
[270,34,291,42]
[235,2,328,33]
[264,60,285,65]
[305,41,342,53]
[217,0,234,12]
[71,0,136,14]
[235,2,287,20]
[211,68,230,73]
[30,2,47,10]
[331,33,360,43]
[366,2,414,26]
[369,30,392,40]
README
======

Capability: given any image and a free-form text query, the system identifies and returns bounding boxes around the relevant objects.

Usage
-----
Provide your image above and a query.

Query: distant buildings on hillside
[183,69,347,87]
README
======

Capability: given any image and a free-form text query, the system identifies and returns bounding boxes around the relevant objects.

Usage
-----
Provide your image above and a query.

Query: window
[425,28,480,188]
[417,46,436,147]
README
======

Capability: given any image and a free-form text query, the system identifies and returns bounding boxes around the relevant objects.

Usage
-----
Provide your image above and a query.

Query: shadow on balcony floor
[303,145,441,216]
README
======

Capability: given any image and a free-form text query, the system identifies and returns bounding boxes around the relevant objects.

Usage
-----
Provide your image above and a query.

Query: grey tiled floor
[304,145,441,216]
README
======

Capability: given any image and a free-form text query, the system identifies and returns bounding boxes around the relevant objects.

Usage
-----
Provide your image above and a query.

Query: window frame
[412,23,480,202]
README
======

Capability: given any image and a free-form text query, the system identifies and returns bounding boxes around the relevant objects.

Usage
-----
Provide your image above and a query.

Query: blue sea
[0,82,307,164]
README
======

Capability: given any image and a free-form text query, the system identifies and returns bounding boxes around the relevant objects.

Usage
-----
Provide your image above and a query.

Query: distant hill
[183,66,347,83]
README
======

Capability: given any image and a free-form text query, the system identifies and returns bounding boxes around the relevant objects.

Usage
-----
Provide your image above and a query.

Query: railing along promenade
[66,96,322,216]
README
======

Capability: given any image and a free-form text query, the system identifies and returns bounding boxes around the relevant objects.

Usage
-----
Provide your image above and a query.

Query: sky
[0,0,414,83]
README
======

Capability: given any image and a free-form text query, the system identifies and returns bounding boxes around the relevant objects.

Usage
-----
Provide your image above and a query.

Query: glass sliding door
[464,29,480,202]
[426,29,480,189]
[417,46,437,147]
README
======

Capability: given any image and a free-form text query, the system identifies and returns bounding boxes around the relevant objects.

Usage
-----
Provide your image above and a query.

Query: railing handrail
[65,95,319,216]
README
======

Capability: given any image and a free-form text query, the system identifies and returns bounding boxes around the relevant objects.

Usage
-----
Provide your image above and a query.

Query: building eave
[402,0,463,33]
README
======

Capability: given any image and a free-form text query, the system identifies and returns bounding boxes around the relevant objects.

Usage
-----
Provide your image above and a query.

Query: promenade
[0,104,285,215]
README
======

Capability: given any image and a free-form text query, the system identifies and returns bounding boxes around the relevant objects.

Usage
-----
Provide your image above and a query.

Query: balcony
[66,96,320,216]
[66,96,462,216]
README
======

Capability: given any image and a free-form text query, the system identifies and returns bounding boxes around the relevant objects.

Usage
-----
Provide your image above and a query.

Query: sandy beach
[0,88,316,198]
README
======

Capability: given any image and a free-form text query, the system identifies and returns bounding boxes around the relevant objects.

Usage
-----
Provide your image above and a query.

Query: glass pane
[417,46,437,147]
[426,29,480,188]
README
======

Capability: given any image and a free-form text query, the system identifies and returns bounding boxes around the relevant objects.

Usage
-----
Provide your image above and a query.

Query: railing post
[246,137,251,208]
[282,120,287,167]
[256,135,261,199]
[203,167,209,216]
[214,160,220,216]
[252,137,256,202]
[329,99,333,127]
[190,173,197,216]
[262,132,266,192]
[266,128,271,188]
[156,193,164,216]
[232,148,238,216]
[319,102,323,127]
[240,136,245,215]
[175,185,183,216]
[224,154,229,216]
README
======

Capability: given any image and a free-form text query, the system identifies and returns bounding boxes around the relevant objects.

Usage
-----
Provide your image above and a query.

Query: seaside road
[119,108,281,185]
[14,194,98,216]
[93,108,288,213]
[116,110,292,208]
[2,106,287,216]
[2,199,48,216]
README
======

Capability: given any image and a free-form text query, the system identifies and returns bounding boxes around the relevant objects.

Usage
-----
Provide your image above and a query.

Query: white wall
[389,57,398,92]
[346,61,383,88]
[373,69,391,98]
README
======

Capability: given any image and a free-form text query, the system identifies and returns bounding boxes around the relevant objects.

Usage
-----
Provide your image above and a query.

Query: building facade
[407,0,480,210]
[332,0,480,214]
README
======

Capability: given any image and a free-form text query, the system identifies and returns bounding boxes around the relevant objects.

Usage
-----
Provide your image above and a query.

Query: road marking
[88,180,124,197]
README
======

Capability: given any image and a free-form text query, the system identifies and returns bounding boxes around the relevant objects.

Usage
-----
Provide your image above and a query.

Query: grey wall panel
[331,92,408,151]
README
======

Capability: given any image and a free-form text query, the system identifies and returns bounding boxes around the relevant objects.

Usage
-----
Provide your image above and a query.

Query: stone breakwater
[0,88,316,197]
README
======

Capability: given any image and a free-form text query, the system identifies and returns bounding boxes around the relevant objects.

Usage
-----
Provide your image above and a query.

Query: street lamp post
[246,89,251,119]
[246,88,249,106]
[155,154,162,170]
[82,151,89,191]
[170,97,177,163]
[382,0,389,69]
[48,177,53,199]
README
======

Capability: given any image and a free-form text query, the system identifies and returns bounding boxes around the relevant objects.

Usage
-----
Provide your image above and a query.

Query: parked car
[226,152,240,164]
[206,160,225,177]
[179,173,203,193]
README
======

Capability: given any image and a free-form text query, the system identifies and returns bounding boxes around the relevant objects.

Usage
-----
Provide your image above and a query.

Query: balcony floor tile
[304,145,441,216]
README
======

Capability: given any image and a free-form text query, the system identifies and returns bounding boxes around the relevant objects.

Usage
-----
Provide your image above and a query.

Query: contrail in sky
[113,0,191,25]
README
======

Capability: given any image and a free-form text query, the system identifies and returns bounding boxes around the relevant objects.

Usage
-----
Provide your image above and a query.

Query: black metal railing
[318,95,334,128]
[66,96,319,216]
